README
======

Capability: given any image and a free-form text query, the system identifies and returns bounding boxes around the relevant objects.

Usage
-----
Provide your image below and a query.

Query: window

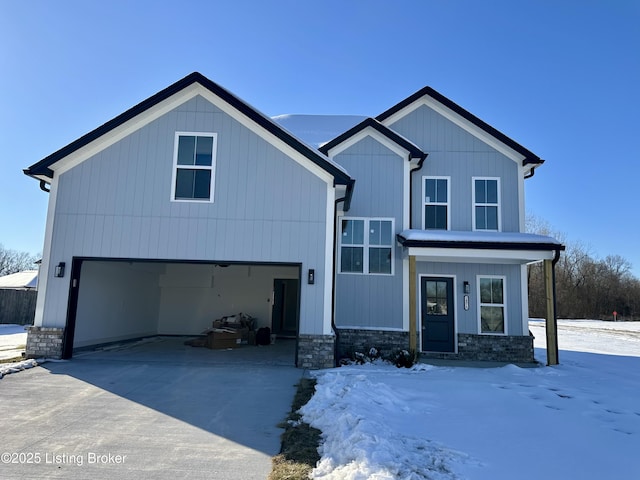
[172,133,217,202]
[423,177,449,230]
[478,276,506,334]
[473,178,500,231]
[339,218,394,275]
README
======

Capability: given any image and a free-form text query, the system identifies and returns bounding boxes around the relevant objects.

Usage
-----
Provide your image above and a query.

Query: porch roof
[397,229,564,264]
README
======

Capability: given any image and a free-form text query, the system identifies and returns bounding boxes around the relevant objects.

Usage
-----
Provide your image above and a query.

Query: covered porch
[397,230,565,365]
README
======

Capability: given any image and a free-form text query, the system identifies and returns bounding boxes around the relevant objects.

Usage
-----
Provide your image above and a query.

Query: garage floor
[0,337,304,479]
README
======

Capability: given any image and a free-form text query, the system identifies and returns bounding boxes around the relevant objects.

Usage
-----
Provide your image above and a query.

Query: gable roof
[24,72,353,187]
[376,86,544,166]
[0,270,38,289]
[319,117,427,162]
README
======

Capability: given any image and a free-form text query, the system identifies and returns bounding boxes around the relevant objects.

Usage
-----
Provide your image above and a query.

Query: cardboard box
[206,329,242,349]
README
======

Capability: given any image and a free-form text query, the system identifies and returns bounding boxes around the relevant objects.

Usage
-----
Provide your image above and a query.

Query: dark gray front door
[421,277,455,352]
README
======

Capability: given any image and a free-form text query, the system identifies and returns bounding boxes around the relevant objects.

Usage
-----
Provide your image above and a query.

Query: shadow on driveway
[0,337,304,479]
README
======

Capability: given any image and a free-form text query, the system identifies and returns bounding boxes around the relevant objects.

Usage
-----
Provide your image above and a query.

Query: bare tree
[0,244,39,276]
[526,216,640,320]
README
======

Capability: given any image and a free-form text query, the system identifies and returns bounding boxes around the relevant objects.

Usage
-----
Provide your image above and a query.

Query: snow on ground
[301,320,640,479]
[0,324,28,361]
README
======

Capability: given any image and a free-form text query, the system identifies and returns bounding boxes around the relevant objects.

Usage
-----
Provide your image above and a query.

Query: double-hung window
[172,132,217,202]
[339,218,394,275]
[478,276,506,334]
[473,178,500,231]
[423,177,449,230]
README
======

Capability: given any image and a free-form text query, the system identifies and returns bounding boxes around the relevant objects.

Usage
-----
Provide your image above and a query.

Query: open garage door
[63,258,300,359]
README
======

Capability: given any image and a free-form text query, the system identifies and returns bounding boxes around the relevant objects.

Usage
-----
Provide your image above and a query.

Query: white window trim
[476,274,508,335]
[171,131,218,203]
[338,217,395,276]
[422,176,451,230]
[472,177,501,231]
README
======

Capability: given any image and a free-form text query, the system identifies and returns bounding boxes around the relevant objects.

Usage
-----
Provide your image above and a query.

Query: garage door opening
[63,259,301,362]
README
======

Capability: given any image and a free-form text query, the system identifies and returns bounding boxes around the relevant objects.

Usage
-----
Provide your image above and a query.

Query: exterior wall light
[308,269,315,285]
[55,262,66,278]
[463,281,470,294]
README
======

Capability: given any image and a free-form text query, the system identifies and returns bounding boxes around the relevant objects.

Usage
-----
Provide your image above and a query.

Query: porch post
[544,258,559,365]
[409,255,417,352]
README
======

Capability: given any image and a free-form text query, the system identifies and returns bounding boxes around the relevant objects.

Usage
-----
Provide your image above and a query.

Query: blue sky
[1,1,639,276]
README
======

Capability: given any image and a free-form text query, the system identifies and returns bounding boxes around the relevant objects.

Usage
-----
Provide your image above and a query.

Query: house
[0,270,38,290]
[23,73,563,367]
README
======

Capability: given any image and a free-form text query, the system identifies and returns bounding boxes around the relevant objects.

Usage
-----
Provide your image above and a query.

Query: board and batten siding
[387,104,520,232]
[332,135,405,329]
[415,262,525,336]
[41,95,332,335]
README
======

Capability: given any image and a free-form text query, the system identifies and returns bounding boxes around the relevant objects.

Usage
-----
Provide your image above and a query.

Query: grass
[0,355,26,364]
[269,377,321,480]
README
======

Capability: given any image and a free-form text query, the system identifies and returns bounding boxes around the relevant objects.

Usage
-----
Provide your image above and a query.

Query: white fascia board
[197,87,336,185]
[53,84,202,176]
[380,96,528,167]
[408,246,556,264]
[52,83,336,186]
[33,174,60,327]
[325,126,411,161]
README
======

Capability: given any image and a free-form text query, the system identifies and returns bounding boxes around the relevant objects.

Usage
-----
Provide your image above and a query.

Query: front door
[421,277,455,352]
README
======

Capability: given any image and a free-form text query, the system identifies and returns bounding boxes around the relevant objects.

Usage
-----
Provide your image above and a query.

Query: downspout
[408,154,428,229]
[331,179,355,366]
[407,153,427,354]
[39,180,51,193]
[524,166,536,179]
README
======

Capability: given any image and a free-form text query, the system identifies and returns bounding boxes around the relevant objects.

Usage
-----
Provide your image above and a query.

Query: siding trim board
[376,86,544,168]
[24,72,353,190]
[320,117,426,162]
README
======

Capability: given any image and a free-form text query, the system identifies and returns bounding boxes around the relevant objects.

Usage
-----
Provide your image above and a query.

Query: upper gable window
[423,177,450,230]
[171,133,217,202]
[473,178,500,231]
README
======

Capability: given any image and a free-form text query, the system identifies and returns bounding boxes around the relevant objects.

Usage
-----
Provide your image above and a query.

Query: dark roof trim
[376,86,544,166]
[24,72,353,186]
[319,117,427,161]
[396,233,565,252]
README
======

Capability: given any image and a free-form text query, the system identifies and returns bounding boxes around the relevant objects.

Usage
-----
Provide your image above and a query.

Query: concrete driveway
[0,337,304,479]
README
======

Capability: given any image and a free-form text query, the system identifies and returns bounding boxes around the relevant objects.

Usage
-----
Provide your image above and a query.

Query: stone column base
[456,333,534,363]
[297,334,335,369]
[26,327,64,359]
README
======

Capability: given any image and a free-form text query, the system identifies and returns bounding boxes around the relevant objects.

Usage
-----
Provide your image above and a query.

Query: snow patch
[301,320,640,479]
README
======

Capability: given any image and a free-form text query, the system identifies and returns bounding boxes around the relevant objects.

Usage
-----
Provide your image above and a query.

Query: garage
[63,258,301,362]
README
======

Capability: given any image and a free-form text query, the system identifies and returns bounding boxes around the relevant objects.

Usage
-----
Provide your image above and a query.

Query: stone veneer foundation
[421,333,535,363]
[336,329,534,364]
[336,329,410,360]
[297,334,335,369]
[26,326,65,359]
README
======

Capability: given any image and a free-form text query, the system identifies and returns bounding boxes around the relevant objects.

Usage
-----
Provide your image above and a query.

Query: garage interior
[66,259,300,361]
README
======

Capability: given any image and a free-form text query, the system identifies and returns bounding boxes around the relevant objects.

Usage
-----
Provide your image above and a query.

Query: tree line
[0,244,39,276]
[527,216,640,321]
